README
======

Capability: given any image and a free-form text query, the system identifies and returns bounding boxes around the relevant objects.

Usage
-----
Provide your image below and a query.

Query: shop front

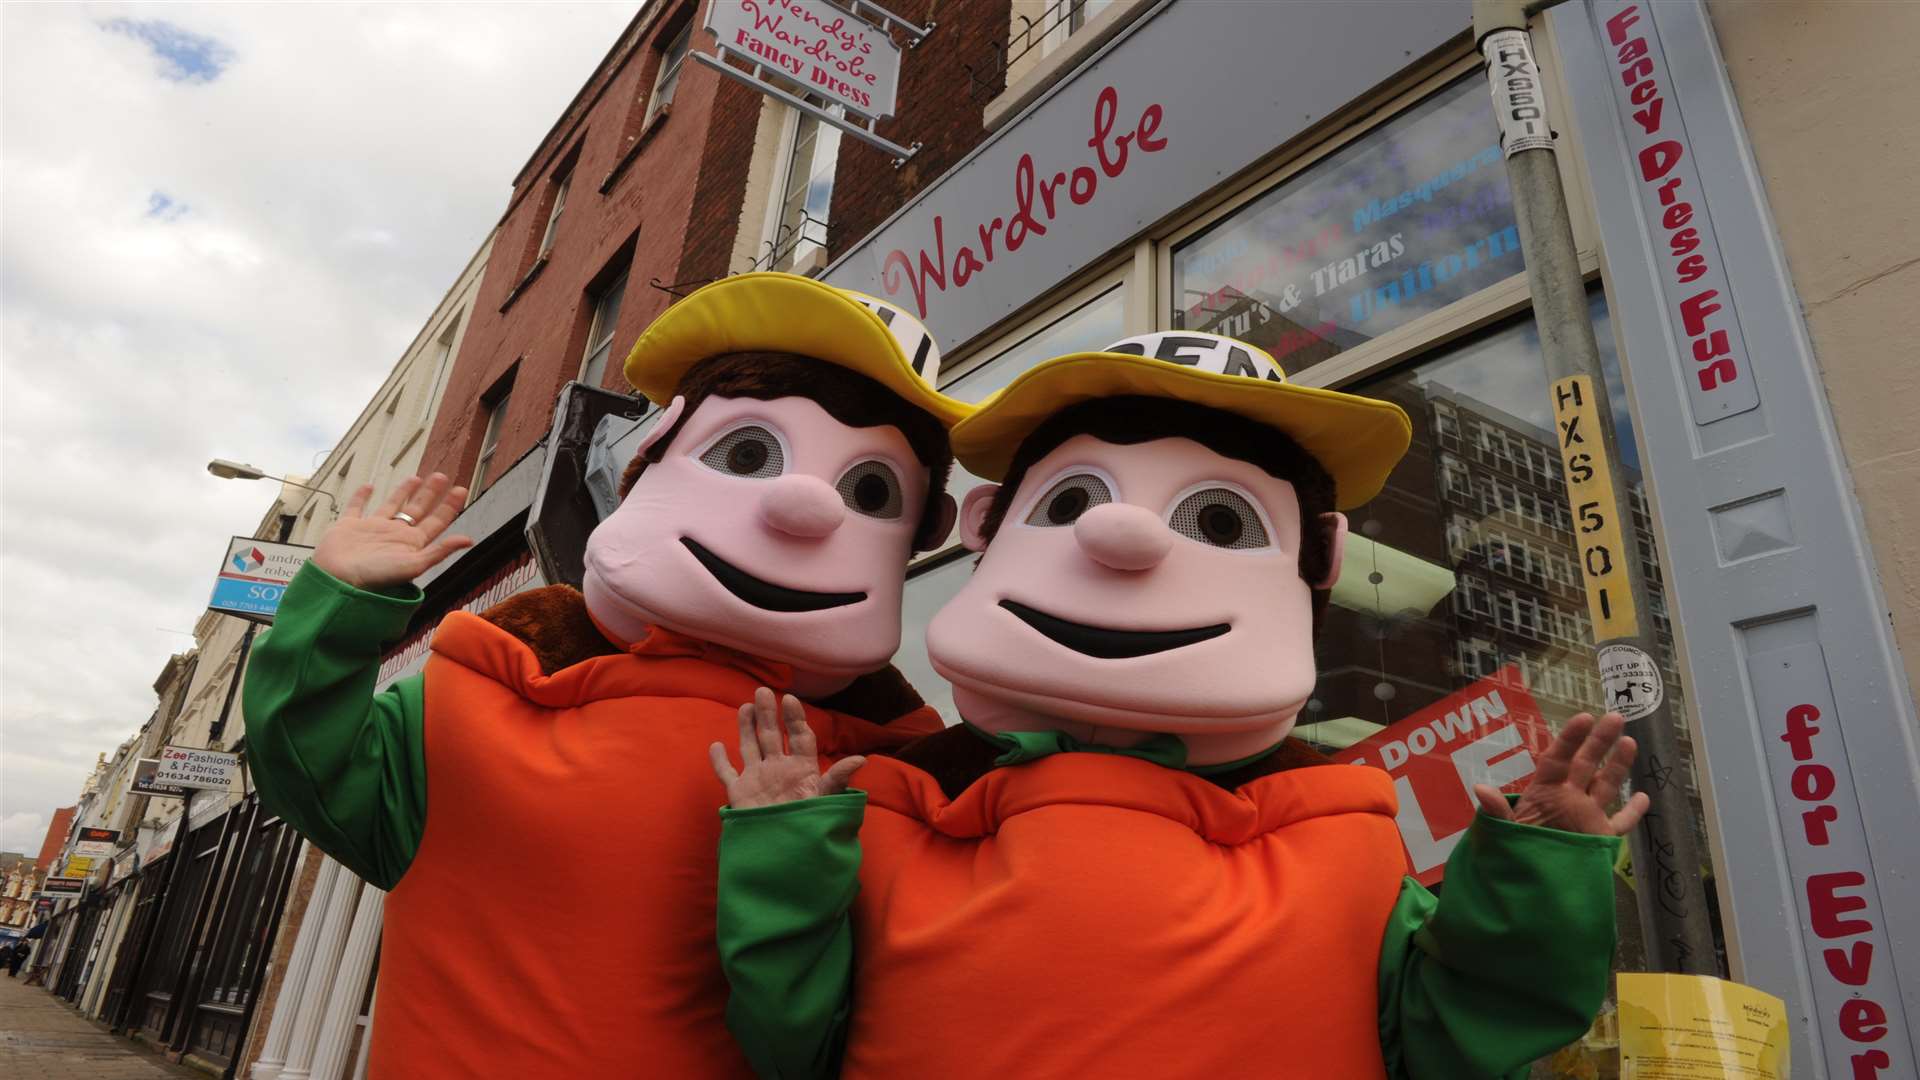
[794,1,1916,1076]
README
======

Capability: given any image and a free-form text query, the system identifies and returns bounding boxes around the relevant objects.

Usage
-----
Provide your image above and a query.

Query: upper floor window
[767,107,842,273]
[538,170,571,260]
[472,378,515,493]
[580,272,628,388]
[1043,0,1115,56]
[646,21,692,126]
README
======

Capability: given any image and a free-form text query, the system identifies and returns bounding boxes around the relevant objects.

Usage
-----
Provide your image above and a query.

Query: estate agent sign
[208,536,314,622]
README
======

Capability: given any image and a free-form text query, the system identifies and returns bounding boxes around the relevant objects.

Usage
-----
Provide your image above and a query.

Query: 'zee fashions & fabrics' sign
[823,1,1475,352]
[706,0,903,120]
[155,745,241,792]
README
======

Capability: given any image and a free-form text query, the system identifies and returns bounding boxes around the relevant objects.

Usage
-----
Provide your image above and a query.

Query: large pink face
[926,434,1345,759]
[583,393,944,680]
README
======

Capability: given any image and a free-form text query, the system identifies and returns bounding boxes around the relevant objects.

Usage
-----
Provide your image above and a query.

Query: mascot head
[926,331,1410,764]
[584,273,964,688]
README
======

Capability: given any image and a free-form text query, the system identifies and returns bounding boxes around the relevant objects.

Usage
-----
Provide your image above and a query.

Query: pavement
[0,973,204,1078]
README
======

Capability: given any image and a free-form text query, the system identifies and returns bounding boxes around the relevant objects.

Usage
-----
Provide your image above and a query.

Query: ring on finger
[393,511,418,526]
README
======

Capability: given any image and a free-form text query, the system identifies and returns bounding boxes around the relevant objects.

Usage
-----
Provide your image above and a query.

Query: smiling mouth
[681,538,866,613]
[998,599,1229,659]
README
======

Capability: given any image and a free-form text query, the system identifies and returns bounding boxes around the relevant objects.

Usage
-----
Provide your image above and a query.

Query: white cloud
[0,813,48,856]
[0,3,639,831]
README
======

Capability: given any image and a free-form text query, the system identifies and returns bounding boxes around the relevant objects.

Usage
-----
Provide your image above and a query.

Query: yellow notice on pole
[1551,375,1641,640]
[1618,973,1789,1078]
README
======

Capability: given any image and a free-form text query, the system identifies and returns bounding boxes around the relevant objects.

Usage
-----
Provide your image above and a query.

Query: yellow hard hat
[622,271,968,428]
[951,331,1411,509]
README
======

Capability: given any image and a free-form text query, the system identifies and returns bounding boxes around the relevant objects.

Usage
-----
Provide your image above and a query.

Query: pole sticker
[1551,374,1641,640]
[1482,29,1555,157]
[1598,642,1664,720]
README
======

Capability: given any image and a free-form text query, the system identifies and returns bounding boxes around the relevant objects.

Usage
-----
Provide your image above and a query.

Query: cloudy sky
[0,2,640,853]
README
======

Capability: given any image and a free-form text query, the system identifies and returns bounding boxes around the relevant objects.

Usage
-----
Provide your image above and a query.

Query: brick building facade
[421,0,1010,496]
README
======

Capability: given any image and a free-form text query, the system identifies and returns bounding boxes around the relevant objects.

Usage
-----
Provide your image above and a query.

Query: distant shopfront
[800,1,1917,1077]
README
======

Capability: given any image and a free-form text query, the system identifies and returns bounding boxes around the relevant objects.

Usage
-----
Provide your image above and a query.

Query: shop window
[646,20,692,127]
[766,108,843,273]
[579,271,628,388]
[1170,75,1520,377]
[1315,293,1711,979]
[891,553,973,724]
[921,283,1127,550]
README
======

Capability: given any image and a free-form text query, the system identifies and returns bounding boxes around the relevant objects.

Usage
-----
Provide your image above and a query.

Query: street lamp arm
[206,459,340,511]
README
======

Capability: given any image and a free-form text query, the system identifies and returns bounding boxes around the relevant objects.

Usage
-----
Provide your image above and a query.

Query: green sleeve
[716,792,866,1080]
[242,561,428,890]
[1377,813,1622,1080]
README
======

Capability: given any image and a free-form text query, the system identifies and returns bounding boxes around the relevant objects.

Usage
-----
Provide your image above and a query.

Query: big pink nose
[1073,503,1173,572]
[760,475,846,538]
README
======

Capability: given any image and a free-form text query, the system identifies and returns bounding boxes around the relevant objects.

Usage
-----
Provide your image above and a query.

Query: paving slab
[0,974,204,1078]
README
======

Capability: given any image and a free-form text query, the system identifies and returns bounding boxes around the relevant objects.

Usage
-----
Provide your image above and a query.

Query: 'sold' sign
[208,536,314,622]
[155,746,240,791]
[706,0,903,120]
[1334,668,1555,884]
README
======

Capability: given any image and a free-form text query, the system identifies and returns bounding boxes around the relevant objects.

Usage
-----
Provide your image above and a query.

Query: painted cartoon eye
[1024,473,1113,527]
[1169,488,1270,550]
[699,426,785,479]
[836,460,904,519]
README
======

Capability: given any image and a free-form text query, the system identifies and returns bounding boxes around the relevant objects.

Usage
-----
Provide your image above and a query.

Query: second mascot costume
[714,332,1627,1079]
[243,273,964,1077]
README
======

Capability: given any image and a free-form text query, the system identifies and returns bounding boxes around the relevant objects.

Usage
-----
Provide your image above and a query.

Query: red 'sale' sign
[1333,667,1554,884]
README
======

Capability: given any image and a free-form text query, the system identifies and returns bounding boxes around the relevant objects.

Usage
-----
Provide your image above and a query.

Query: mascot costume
[244,273,964,1077]
[712,331,1641,1079]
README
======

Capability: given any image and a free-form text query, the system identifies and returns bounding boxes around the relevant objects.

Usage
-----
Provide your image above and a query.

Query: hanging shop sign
[132,757,188,798]
[71,827,118,860]
[1333,668,1554,884]
[697,0,929,161]
[208,536,314,622]
[154,745,241,792]
[1748,640,1913,1079]
[705,0,903,119]
[1550,375,1641,641]
[823,0,1472,352]
[63,856,94,878]
[1592,1,1758,426]
[39,876,85,898]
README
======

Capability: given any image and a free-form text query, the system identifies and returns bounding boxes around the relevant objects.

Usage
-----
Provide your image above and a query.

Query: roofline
[507,2,668,190]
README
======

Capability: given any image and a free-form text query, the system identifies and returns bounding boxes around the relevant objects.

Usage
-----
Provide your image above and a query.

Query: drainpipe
[1473,0,1717,975]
